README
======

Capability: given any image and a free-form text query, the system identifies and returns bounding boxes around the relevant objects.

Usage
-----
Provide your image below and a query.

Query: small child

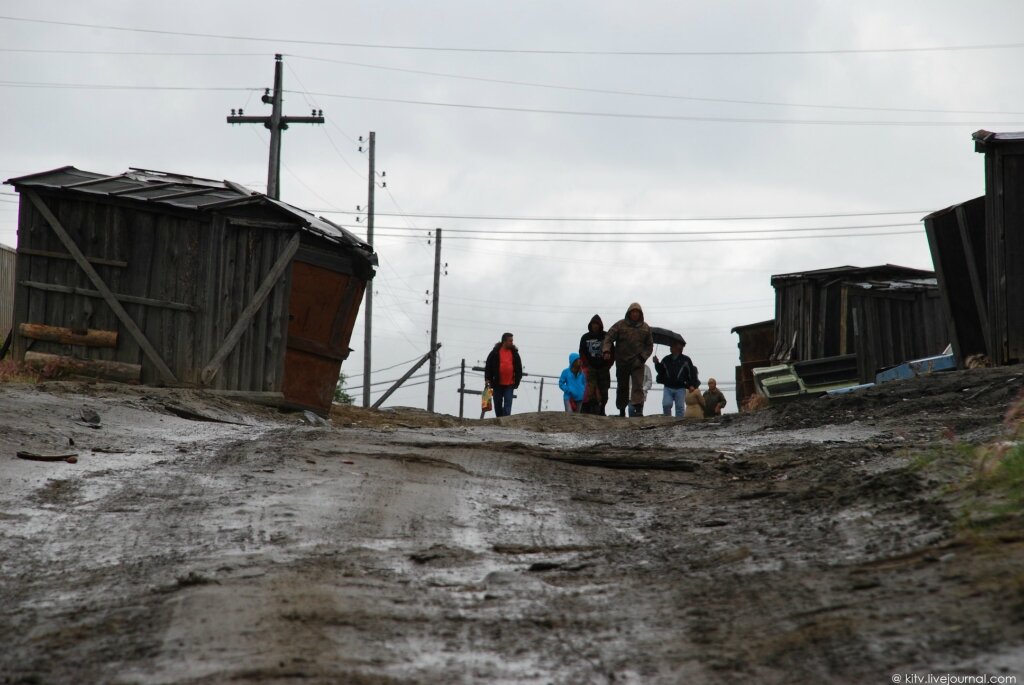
[558,352,587,413]
[684,381,705,419]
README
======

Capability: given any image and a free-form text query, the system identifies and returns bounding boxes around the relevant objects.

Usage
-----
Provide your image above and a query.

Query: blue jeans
[493,385,515,417]
[663,387,686,417]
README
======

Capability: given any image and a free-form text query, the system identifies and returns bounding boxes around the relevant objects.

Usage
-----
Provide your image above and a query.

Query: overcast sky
[2,2,1022,416]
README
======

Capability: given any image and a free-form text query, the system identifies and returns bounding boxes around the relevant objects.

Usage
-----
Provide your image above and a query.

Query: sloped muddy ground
[1,367,1023,684]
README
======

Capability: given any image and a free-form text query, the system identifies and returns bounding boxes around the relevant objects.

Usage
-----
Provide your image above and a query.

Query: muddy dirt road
[1,368,1023,684]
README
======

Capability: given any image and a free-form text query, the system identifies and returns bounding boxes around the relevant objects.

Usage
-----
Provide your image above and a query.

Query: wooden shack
[770,265,949,383]
[4,166,376,413]
[924,130,1024,368]
[730,319,774,409]
[0,243,15,354]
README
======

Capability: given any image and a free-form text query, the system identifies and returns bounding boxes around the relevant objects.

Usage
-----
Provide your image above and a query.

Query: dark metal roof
[922,196,984,222]
[731,319,774,334]
[771,264,935,285]
[4,166,372,254]
[973,130,1024,144]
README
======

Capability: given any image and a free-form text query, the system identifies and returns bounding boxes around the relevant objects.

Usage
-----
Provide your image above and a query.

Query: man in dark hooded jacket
[578,314,610,415]
[602,303,654,417]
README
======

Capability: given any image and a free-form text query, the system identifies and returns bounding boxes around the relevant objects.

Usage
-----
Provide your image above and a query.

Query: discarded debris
[79,406,101,428]
[301,410,329,427]
[17,451,78,463]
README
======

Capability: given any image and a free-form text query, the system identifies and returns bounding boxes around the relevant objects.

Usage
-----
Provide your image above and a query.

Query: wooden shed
[769,265,949,383]
[923,130,1024,368]
[730,319,774,409]
[4,166,376,414]
[0,243,15,353]
[974,130,1023,365]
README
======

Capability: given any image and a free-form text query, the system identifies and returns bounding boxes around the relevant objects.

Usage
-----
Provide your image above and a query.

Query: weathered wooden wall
[982,140,1024,365]
[923,197,988,366]
[11,193,294,389]
[850,288,949,383]
[0,243,15,344]
[732,320,774,409]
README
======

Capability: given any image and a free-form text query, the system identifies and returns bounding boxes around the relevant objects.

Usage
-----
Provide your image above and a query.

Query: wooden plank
[266,231,291,390]
[253,228,273,390]
[19,280,196,312]
[17,248,127,269]
[19,323,117,348]
[23,190,178,384]
[25,351,140,383]
[201,232,299,385]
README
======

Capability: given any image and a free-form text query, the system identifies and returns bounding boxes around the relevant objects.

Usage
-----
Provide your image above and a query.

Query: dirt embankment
[1,366,1023,684]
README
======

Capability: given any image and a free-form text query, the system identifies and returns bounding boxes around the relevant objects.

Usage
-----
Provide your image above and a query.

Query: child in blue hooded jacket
[559,352,587,413]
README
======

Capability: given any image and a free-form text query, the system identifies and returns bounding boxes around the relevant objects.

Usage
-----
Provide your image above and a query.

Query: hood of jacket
[625,302,645,324]
[588,314,604,333]
[568,352,580,366]
[493,342,519,353]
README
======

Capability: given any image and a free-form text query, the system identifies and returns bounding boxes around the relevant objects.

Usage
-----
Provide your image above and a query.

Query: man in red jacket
[484,332,523,417]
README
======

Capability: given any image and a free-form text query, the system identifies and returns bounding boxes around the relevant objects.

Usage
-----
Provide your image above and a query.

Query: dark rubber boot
[632,404,644,417]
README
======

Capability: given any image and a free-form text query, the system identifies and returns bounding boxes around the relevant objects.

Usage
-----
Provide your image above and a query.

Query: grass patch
[0,359,71,384]
[909,390,1024,535]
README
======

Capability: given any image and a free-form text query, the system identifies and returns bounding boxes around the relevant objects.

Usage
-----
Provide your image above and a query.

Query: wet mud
[1,368,1023,684]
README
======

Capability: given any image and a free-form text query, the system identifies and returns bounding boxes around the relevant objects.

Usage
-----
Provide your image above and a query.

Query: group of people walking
[484,303,726,419]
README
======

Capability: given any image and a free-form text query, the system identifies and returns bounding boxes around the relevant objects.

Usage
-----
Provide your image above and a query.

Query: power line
[356,221,920,236]
[1,77,1018,127]
[2,44,1013,117]
[0,79,255,92]
[364,229,925,244]
[0,47,266,57]
[4,16,1024,56]
[300,90,1024,127]
[313,207,931,223]
[292,54,1024,117]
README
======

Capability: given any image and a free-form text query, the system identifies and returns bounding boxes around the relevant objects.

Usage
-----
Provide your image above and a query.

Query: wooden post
[362,131,375,408]
[25,351,141,383]
[427,228,441,412]
[372,343,441,410]
[19,323,118,348]
[459,357,466,419]
[538,377,544,412]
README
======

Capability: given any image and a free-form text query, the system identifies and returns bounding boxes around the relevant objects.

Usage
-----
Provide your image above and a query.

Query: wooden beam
[25,351,141,383]
[20,280,197,312]
[201,233,300,385]
[18,248,128,269]
[24,190,178,384]
[19,323,118,348]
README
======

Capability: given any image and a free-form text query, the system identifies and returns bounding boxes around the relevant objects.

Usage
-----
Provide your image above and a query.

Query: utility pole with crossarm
[226,54,324,200]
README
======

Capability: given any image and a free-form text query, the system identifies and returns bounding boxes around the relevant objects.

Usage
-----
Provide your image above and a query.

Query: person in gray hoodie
[602,302,654,417]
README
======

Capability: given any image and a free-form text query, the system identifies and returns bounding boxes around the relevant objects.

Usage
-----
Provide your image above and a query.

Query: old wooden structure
[0,243,15,353]
[4,166,376,413]
[769,265,949,383]
[924,131,1024,368]
[730,319,774,409]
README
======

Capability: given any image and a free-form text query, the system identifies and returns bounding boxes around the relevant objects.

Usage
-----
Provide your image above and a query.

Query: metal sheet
[283,260,365,414]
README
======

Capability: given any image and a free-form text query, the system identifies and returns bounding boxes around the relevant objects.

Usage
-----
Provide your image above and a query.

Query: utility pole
[226,54,324,200]
[426,228,442,412]
[458,359,466,419]
[362,132,376,407]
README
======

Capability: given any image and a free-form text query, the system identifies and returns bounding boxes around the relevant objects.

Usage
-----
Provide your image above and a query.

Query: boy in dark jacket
[653,340,698,417]
[578,314,610,415]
